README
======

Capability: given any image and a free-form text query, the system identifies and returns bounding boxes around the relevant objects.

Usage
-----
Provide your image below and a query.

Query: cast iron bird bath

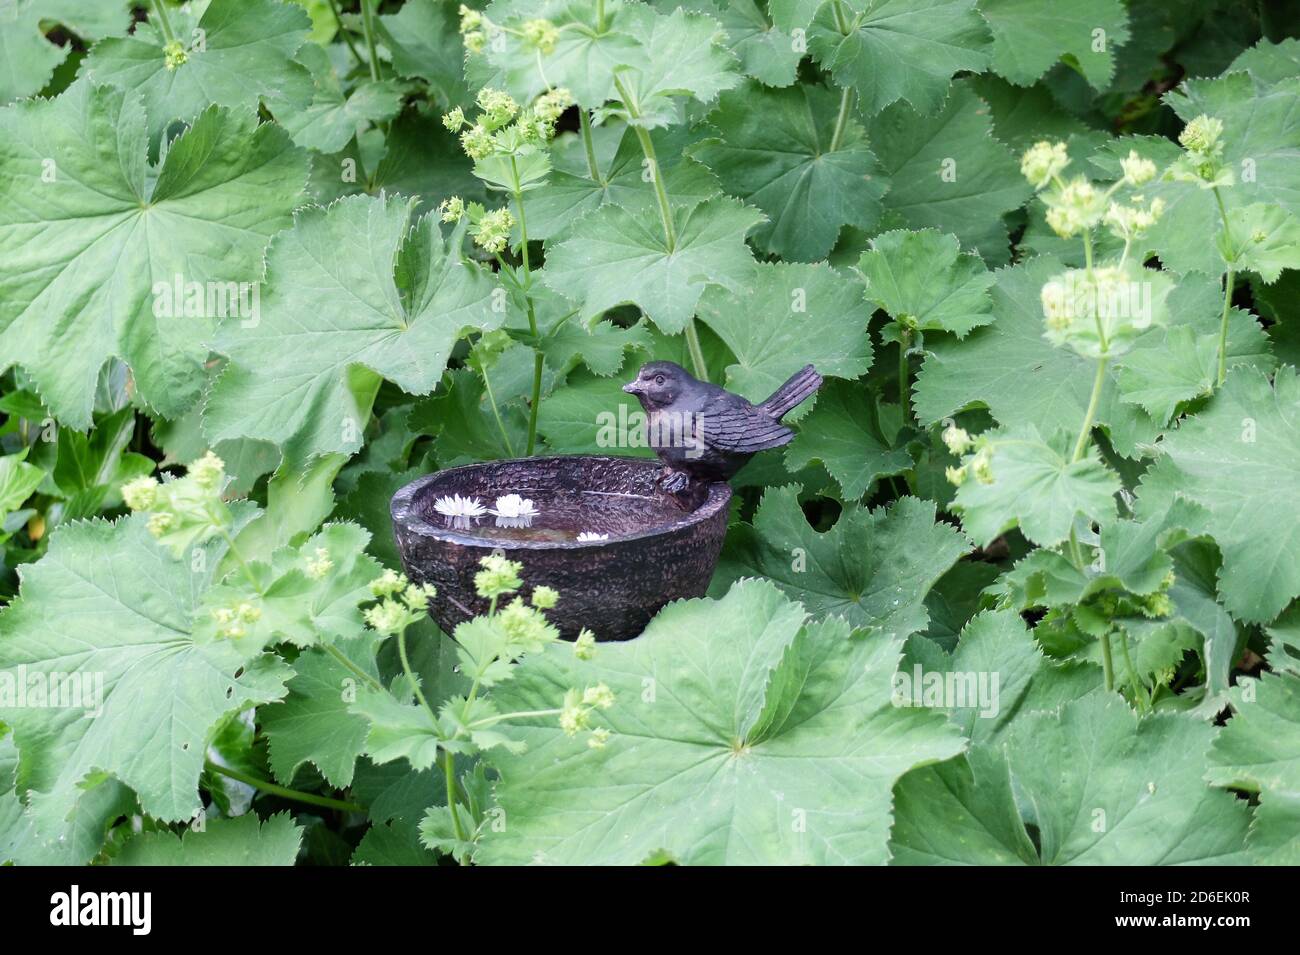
[390,455,731,641]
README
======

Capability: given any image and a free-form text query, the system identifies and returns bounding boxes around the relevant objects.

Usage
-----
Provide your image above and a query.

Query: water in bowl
[423,487,689,543]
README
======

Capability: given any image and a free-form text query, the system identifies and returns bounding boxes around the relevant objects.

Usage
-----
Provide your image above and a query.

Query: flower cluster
[459,5,561,57]
[121,452,232,558]
[941,424,994,486]
[163,39,187,70]
[1039,262,1169,358]
[559,683,616,748]
[364,569,438,636]
[475,552,523,599]
[1020,141,1166,243]
[211,601,261,639]
[1168,114,1232,189]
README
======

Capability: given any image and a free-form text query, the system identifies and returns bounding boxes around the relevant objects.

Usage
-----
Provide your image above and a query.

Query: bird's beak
[622,381,641,395]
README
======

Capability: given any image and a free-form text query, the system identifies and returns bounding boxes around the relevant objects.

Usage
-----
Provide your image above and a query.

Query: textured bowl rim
[390,454,731,551]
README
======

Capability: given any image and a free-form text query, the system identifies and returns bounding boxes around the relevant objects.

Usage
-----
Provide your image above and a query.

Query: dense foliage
[1,0,1298,866]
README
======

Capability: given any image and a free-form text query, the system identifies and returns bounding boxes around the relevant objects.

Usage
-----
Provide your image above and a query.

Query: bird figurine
[622,360,822,499]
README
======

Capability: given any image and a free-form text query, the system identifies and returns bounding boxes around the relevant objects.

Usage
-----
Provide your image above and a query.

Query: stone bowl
[390,455,731,641]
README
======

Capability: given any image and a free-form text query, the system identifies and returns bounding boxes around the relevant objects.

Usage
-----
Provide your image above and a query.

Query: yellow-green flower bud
[531,585,559,610]
[1120,150,1157,187]
[1020,141,1069,189]
[121,475,160,511]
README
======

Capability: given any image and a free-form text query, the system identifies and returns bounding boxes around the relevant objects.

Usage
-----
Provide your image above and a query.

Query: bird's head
[623,361,692,408]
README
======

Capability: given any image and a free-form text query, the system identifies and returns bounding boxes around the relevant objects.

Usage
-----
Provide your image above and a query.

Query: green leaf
[913,258,1167,458]
[716,487,969,634]
[690,81,887,260]
[891,694,1250,864]
[0,451,42,520]
[536,370,653,457]
[696,261,872,407]
[541,195,762,334]
[784,379,913,499]
[980,0,1131,89]
[408,367,528,464]
[350,684,441,772]
[112,812,303,865]
[262,643,378,789]
[858,229,995,337]
[0,516,291,836]
[868,83,1032,264]
[354,817,439,865]
[1207,671,1300,797]
[0,81,306,428]
[376,0,470,108]
[83,0,313,148]
[476,578,965,865]
[699,0,803,87]
[951,424,1120,548]
[808,0,990,116]
[467,0,651,108]
[0,0,133,105]
[1219,202,1300,283]
[279,43,403,154]
[1148,366,1300,624]
[205,195,500,462]
[1245,791,1300,865]
[604,6,741,128]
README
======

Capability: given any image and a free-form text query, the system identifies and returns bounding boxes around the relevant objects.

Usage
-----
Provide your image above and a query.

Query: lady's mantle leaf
[205,194,500,462]
[1207,671,1300,798]
[951,424,1120,548]
[279,43,403,155]
[541,196,762,334]
[477,578,965,865]
[892,694,1250,864]
[980,0,1131,90]
[690,81,887,261]
[869,84,1032,264]
[913,257,1172,458]
[82,0,313,147]
[716,486,969,635]
[0,516,291,836]
[808,0,990,116]
[111,812,302,865]
[1149,366,1300,624]
[784,379,913,499]
[696,262,873,408]
[0,0,133,105]
[703,0,803,88]
[0,80,307,429]
[262,642,379,789]
[858,229,995,337]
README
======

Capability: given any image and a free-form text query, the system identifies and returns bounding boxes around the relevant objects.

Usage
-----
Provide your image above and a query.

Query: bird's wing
[699,394,794,452]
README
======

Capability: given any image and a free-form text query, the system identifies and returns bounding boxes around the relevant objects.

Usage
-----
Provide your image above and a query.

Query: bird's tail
[759,364,822,420]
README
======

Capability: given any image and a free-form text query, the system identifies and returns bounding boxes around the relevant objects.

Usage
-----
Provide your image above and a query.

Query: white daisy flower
[576,531,608,542]
[433,493,486,529]
[490,493,539,528]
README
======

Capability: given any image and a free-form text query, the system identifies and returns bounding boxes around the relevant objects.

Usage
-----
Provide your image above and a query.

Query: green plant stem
[206,761,364,814]
[1116,631,1147,712]
[150,0,178,45]
[359,0,381,82]
[830,0,850,33]
[396,624,435,719]
[218,528,261,593]
[1071,356,1108,462]
[828,86,855,153]
[1067,527,1085,570]
[1099,631,1114,691]
[326,0,364,67]
[467,707,561,729]
[898,328,911,419]
[578,109,603,182]
[325,644,383,692]
[481,366,516,456]
[1216,267,1235,386]
[443,751,466,842]
[595,0,607,33]
[615,76,712,382]
[508,156,545,456]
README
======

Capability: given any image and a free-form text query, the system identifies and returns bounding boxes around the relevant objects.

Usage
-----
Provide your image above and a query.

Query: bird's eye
[655,375,665,385]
